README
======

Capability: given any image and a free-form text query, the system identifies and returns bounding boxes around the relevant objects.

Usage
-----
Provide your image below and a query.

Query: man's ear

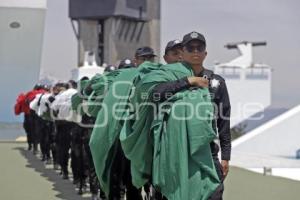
[205,51,208,57]
[163,54,168,63]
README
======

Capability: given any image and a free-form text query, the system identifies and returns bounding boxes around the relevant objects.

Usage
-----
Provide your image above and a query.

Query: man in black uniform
[48,84,61,170]
[148,40,184,200]
[37,97,52,162]
[52,82,73,179]
[151,32,231,200]
[23,113,33,151]
[108,56,144,200]
[30,84,45,155]
[108,49,157,200]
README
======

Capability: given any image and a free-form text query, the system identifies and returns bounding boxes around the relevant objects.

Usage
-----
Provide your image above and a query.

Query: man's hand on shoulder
[187,76,209,88]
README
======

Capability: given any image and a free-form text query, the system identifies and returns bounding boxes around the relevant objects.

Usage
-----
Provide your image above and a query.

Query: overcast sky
[40,0,300,109]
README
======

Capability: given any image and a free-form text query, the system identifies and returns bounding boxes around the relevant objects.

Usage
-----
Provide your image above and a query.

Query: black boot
[91,193,100,200]
[33,144,38,155]
[62,173,69,180]
[62,168,69,179]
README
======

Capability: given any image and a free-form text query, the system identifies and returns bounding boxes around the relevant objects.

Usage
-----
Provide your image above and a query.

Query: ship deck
[0,141,299,200]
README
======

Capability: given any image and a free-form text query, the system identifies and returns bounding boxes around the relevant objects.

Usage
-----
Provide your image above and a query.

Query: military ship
[0,0,47,122]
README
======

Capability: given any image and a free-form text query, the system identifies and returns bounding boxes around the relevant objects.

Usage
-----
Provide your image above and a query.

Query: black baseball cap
[135,46,156,57]
[118,58,135,69]
[164,39,182,55]
[182,31,206,46]
[104,65,117,72]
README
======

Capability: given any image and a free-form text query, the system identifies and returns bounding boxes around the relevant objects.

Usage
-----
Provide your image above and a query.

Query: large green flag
[89,62,161,196]
[120,62,220,200]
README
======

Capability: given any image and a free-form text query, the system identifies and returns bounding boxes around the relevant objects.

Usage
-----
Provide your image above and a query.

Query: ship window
[9,22,21,29]
[246,68,269,80]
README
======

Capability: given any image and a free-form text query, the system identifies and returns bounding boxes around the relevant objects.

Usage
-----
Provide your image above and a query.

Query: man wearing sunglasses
[151,31,231,200]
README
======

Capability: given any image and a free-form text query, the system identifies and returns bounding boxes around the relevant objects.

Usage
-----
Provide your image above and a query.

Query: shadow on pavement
[15,147,90,200]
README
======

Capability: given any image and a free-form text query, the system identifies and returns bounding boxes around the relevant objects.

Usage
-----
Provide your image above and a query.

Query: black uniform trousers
[56,120,73,175]
[84,128,100,195]
[109,141,142,200]
[23,114,33,148]
[208,143,225,200]
[39,119,52,159]
[31,111,41,151]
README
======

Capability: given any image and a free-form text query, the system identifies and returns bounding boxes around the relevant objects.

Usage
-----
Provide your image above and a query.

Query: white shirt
[51,88,81,122]
[29,93,43,114]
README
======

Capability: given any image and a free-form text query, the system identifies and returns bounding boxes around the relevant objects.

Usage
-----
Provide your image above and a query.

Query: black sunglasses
[185,44,206,53]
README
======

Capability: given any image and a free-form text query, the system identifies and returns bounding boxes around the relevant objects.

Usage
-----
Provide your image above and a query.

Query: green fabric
[85,71,121,117]
[120,62,220,200]
[70,72,120,117]
[120,62,194,187]
[41,110,52,121]
[71,79,89,115]
[71,93,83,113]
[89,62,161,196]
[152,90,219,200]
